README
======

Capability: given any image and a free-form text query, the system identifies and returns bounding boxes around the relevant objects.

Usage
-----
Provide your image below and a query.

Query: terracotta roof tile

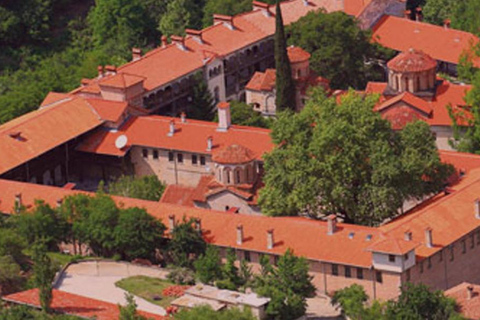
[212,144,256,164]
[287,46,311,63]
[387,49,437,73]
[99,72,146,89]
[245,69,276,91]
[372,15,480,67]
[367,237,419,255]
[2,289,165,320]
[86,99,128,123]
[445,283,480,319]
[40,92,70,108]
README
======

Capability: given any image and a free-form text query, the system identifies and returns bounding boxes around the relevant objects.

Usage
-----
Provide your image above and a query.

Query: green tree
[114,207,166,261]
[259,89,453,225]
[217,249,241,290]
[119,293,147,320]
[451,0,480,36]
[287,10,393,89]
[168,217,206,268]
[32,242,58,314]
[219,101,272,128]
[194,245,222,284]
[332,284,379,319]
[202,0,251,27]
[158,0,203,37]
[254,249,314,320]
[175,305,256,320]
[187,72,215,121]
[423,0,459,26]
[0,228,27,264]
[60,194,92,256]
[274,0,296,111]
[0,256,23,295]
[108,175,165,201]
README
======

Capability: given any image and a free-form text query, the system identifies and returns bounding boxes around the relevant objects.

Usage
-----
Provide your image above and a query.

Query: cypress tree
[274,0,296,111]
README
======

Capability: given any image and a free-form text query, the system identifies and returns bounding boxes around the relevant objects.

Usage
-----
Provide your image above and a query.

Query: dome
[287,46,311,63]
[387,49,437,73]
[212,144,256,164]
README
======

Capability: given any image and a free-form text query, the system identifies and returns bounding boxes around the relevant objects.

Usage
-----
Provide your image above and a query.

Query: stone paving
[55,261,169,316]
[306,295,343,320]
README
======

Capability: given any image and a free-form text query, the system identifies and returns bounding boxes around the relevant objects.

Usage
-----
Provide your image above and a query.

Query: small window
[345,266,351,278]
[388,255,395,263]
[471,234,475,249]
[427,257,432,269]
[153,150,159,160]
[404,253,409,260]
[462,240,466,254]
[192,154,198,165]
[450,246,454,261]
[142,149,148,158]
[236,170,241,183]
[177,153,183,163]
[244,251,251,262]
[332,264,338,276]
[356,268,363,280]
[168,152,174,162]
[376,271,383,283]
[200,156,206,166]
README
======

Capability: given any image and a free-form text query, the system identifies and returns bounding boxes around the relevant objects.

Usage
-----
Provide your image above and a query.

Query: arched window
[404,77,409,92]
[395,76,399,91]
[297,69,301,78]
[236,169,241,184]
[417,76,421,91]
[225,168,231,184]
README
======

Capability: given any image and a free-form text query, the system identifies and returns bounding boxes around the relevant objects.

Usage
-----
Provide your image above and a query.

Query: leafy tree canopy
[423,0,480,36]
[214,101,272,128]
[168,217,206,268]
[187,72,216,121]
[108,175,165,201]
[259,89,453,225]
[287,10,393,89]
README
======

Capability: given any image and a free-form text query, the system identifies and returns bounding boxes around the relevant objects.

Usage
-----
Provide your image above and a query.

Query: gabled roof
[212,144,256,164]
[2,289,165,320]
[86,98,129,123]
[372,15,480,67]
[76,115,274,160]
[99,72,146,89]
[40,92,70,108]
[375,91,433,115]
[445,283,480,319]
[0,97,104,175]
[367,237,419,255]
[245,69,276,92]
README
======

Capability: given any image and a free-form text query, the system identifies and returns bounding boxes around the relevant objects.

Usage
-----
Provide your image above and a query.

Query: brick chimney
[404,230,413,241]
[194,218,202,233]
[171,35,186,51]
[425,227,433,248]
[327,214,337,235]
[15,193,22,212]
[302,0,309,6]
[217,102,231,132]
[186,29,203,44]
[236,224,244,245]
[168,120,175,137]
[97,65,104,78]
[180,112,186,123]
[415,7,423,22]
[207,136,213,151]
[267,229,274,249]
[475,199,480,219]
[132,48,142,61]
[252,1,271,17]
[467,285,474,300]
[104,65,117,76]
[444,19,451,29]
[168,215,175,233]
[213,14,235,30]
[56,199,63,209]
[404,9,411,19]
[161,35,168,48]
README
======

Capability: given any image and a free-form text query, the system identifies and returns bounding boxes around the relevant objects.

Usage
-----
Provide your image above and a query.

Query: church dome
[387,49,437,73]
[287,46,311,63]
[212,144,256,164]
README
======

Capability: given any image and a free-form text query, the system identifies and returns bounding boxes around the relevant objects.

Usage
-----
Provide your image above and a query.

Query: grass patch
[115,276,177,308]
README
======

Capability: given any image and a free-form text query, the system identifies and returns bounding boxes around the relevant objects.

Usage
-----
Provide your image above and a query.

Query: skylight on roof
[348,232,355,239]
[366,234,373,241]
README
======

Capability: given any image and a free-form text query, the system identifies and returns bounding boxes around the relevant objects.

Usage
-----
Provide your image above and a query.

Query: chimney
[97,65,104,78]
[207,136,213,151]
[467,285,474,300]
[168,215,175,233]
[475,199,480,219]
[415,7,423,22]
[236,224,243,245]
[444,19,451,29]
[168,120,175,137]
[104,65,117,76]
[267,229,274,249]
[161,35,168,48]
[180,112,186,123]
[327,214,337,235]
[302,0,309,6]
[132,48,142,61]
[404,9,411,19]
[425,227,433,248]
[217,102,231,132]
[252,1,271,17]
[194,219,202,233]
[213,14,235,30]
[404,230,413,241]
[56,199,63,209]
[171,36,186,51]
[186,29,203,44]
[14,193,22,212]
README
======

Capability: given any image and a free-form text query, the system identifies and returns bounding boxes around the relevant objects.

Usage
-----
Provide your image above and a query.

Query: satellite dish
[115,135,128,149]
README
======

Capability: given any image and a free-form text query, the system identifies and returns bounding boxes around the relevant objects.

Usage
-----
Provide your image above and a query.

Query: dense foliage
[423,0,480,35]
[107,175,165,201]
[333,283,465,320]
[287,10,394,89]
[259,89,454,225]
[214,101,272,128]
[168,217,207,268]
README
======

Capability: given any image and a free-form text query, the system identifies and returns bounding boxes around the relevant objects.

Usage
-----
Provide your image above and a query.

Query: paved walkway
[306,295,343,320]
[55,261,169,316]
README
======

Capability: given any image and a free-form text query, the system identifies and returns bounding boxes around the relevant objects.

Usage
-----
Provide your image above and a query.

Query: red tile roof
[367,237,419,255]
[99,72,146,89]
[387,48,437,73]
[212,144,256,164]
[76,115,274,160]
[40,92,70,107]
[445,283,480,319]
[86,99,128,123]
[439,150,480,174]
[160,184,196,207]
[372,15,480,67]
[287,46,311,63]
[245,69,276,91]
[365,80,472,127]
[2,289,165,320]
[0,97,104,175]
[343,0,373,16]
